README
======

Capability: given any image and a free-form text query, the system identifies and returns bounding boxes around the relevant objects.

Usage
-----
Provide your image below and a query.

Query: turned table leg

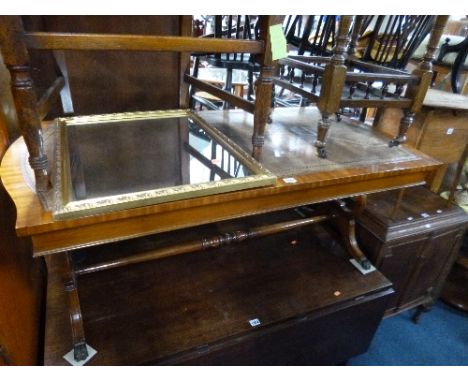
[315,113,332,159]
[62,252,89,361]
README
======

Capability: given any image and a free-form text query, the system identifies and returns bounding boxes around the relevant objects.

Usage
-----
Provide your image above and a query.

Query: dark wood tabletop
[43,212,392,365]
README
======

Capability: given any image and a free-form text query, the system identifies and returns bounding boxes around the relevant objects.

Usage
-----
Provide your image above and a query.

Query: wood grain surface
[0,108,440,255]
[43,216,392,365]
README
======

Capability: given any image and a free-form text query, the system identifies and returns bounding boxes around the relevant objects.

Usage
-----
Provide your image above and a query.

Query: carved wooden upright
[0,16,50,204]
[389,16,449,147]
[252,16,282,159]
[315,16,352,158]
[274,15,449,157]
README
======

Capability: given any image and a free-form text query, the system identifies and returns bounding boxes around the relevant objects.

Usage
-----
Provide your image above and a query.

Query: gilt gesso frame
[53,109,276,219]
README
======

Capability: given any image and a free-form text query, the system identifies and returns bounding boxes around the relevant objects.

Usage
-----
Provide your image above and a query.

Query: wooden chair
[284,15,337,57]
[433,35,468,94]
[277,15,436,110]
[273,15,448,158]
[0,15,279,207]
[276,15,338,107]
[186,15,284,158]
[350,15,436,121]
[190,15,261,110]
[354,16,435,70]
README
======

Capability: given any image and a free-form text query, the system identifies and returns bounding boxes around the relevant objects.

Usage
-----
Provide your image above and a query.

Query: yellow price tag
[269,24,288,61]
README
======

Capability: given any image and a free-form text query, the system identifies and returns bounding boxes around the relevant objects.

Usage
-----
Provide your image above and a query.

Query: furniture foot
[73,342,89,362]
[388,137,405,147]
[317,146,327,159]
[411,304,431,324]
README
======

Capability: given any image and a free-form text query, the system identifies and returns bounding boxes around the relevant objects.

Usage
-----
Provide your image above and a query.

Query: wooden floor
[44,210,391,365]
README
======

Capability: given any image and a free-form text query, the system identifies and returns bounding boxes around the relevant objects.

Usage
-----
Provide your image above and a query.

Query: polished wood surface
[0,143,45,365]
[0,109,9,159]
[43,215,392,365]
[0,108,441,256]
[24,32,264,54]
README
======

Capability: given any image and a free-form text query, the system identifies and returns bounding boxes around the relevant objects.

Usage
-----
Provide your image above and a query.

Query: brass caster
[388,139,401,147]
[74,342,89,362]
[317,147,327,159]
[360,258,372,270]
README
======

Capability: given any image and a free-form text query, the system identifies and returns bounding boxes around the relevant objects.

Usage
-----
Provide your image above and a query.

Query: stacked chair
[274,15,448,158]
[0,15,282,204]
[190,15,260,110]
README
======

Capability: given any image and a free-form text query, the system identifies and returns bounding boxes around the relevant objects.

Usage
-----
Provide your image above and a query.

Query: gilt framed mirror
[52,109,276,219]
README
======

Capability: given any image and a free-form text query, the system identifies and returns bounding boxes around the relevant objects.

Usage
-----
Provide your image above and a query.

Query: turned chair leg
[389,110,415,147]
[315,112,332,159]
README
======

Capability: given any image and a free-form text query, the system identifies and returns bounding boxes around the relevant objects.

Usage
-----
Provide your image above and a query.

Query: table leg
[62,252,88,361]
[315,198,372,270]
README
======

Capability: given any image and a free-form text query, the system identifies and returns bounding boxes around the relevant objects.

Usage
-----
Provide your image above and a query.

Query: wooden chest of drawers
[356,186,468,318]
